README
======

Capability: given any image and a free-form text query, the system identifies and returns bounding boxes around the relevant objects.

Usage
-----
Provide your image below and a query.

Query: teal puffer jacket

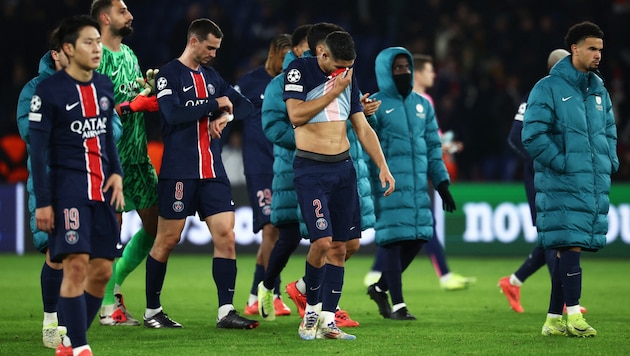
[522,56,619,251]
[261,71,299,226]
[368,47,449,246]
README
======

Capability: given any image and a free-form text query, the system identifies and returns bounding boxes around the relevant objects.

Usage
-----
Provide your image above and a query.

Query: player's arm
[226,83,254,119]
[111,110,123,143]
[262,78,295,150]
[507,101,531,160]
[209,77,254,138]
[286,77,350,126]
[28,86,54,232]
[103,88,125,210]
[604,92,619,173]
[156,70,226,125]
[349,111,395,196]
[360,92,380,117]
[284,65,352,127]
[16,78,38,143]
[424,104,450,188]
[522,83,565,172]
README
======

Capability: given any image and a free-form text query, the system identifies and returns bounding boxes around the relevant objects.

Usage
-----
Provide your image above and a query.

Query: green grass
[1,254,629,355]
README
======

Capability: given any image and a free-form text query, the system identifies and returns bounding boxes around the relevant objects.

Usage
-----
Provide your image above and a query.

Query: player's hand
[442,140,464,154]
[116,95,159,116]
[361,93,381,116]
[332,67,352,95]
[214,96,233,115]
[35,206,54,233]
[379,167,396,197]
[104,173,125,211]
[136,69,159,96]
[210,112,230,138]
[436,180,456,212]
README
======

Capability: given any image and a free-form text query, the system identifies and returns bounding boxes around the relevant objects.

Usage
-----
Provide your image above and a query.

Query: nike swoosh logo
[66,102,79,111]
[260,303,270,318]
[331,290,342,294]
[111,68,121,76]
[562,96,572,102]
[183,85,194,92]
[350,226,356,230]
[228,288,235,292]
[566,272,581,277]
[385,108,395,114]
[309,285,321,291]
[115,243,123,250]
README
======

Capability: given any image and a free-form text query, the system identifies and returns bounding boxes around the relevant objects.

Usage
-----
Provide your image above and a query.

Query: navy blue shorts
[48,198,121,263]
[349,201,362,239]
[245,173,273,233]
[158,176,235,220]
[293,153,359,242]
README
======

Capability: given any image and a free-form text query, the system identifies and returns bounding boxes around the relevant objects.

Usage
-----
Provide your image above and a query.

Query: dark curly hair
[564,21,604,49]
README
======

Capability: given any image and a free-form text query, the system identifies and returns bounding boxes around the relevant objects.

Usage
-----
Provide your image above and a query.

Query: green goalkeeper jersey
[97,44,149,165]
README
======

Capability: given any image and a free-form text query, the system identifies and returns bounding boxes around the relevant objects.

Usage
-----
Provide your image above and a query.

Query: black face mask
[393,73,412,97]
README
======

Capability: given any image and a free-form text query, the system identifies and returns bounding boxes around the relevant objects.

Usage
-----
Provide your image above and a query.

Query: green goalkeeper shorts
[119,162,158,213]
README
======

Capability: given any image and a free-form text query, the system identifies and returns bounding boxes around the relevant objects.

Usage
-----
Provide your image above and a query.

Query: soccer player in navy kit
[235,34,294,318]
[29,15,124,356]
[284,31,395,340]
[145,18,258,329]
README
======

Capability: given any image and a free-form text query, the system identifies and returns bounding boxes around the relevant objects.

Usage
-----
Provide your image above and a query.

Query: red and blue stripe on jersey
[77,83,106,201]
[190,70,216,179]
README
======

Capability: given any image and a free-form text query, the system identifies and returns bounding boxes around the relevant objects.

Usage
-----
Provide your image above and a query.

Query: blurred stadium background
[1,0,629,256]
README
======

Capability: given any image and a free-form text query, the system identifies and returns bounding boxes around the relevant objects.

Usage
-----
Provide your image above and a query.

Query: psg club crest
[99,96,110,111]
[65,230,79,245]
[316,218,328,231]
[262,205,271,216]
[172,201,184,213]
[207,84,216,95]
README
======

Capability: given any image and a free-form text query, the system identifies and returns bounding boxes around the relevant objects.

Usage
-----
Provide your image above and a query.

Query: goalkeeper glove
[116,95,159,116]
[135,69,159,96]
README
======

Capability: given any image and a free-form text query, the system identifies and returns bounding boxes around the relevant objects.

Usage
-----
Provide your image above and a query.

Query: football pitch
[1,253,628,355]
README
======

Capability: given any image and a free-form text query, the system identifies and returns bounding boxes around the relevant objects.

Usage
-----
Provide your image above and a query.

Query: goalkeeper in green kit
[91,0,160,326]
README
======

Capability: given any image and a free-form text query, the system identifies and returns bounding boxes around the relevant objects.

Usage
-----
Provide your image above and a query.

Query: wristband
[118,101,132,116]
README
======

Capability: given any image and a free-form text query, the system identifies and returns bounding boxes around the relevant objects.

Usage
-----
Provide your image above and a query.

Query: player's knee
[90,264,113,285]
[63,257,89,285]
[310,238,331,257]
[326,241,346,264]
[345,239,360,260]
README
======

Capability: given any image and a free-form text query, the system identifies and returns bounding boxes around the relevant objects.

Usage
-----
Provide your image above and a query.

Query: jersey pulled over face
[283,57,362,124]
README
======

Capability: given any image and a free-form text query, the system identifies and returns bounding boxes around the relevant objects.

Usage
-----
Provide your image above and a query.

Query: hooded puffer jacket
[368,47,449,246]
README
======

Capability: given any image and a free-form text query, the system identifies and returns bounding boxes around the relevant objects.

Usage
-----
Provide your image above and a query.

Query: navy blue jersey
[283,57,362,123]
[29,70,122,207]
[155,59,253,179]
[235,66,273,175]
